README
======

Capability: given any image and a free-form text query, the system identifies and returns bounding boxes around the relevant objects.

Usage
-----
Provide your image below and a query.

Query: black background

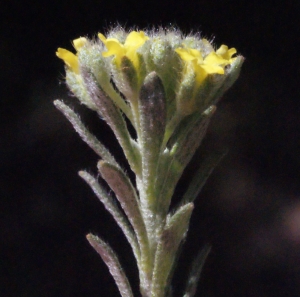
[1,1,300,296]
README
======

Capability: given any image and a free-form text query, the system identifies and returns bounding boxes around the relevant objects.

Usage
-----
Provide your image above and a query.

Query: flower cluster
[55,28,243,297]
[57,29,242,116]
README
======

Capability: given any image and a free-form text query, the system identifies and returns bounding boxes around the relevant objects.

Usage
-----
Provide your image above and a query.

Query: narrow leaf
[139,71,166,197]
[183,244,211,297]
[174,105,216,168]
[81,69,141,175]
[54,100,119,168]
[97,161,151,276]
[151,203,194,297]
[156,106,216,217]
[138,72,167,245]
[79,171,140,262]
[86,234,134,297]
[182,149,226,203]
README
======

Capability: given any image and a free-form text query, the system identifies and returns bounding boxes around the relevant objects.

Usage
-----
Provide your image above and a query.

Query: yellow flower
[98,31,149,69]
[216,45,237,63]
[175,47,230,85]
[56,37,87,74]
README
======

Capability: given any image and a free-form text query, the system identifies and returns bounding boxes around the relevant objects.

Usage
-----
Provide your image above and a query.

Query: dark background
[1,1,300,296]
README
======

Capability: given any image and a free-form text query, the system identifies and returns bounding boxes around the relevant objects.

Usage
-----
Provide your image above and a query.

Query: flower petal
[188,48,203,60]
[216,45,237,61]
[175,48,197,62]
[194,65,208,84]
[73,37,87,51]
[98,33,107,43]
[124,31,149,51]
[204,52,228,66]
[201,63,224,74]
[102,40,125,57]
[99,31,149,70]
[56,48,79,73]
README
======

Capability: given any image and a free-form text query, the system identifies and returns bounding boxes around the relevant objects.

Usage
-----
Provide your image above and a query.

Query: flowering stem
[55,27,243,297]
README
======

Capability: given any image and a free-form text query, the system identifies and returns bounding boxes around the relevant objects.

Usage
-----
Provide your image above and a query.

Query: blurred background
[1,0,300,296]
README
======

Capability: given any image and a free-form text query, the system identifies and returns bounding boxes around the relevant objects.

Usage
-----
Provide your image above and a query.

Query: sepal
[146,37,182,115]
[120,55,139,96]
[193,73,227,113]
[213,55,244,100]
[65,71,98,110]
[176,63,197,116]
[77,44,133,122]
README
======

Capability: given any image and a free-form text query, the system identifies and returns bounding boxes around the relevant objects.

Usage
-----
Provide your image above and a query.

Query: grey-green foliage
[55,27,243,297]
